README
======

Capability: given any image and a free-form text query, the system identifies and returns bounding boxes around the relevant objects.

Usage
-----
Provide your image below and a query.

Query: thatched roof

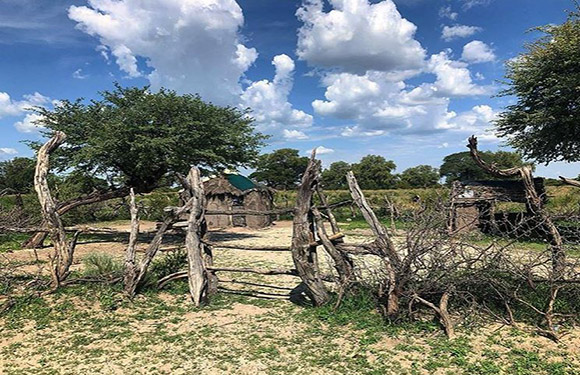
[454,178,546,204]
[204,174,272,197]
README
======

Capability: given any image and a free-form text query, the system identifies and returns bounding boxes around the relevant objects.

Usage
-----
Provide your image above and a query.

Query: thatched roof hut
[203,174,274,229]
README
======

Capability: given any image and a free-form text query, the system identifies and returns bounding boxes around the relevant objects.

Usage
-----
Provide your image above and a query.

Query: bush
[82,253,122,279]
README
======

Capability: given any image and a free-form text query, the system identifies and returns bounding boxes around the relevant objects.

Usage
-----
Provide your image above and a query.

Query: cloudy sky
[0,0,578,177]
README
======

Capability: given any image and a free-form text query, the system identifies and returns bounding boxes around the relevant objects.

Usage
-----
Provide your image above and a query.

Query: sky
[0,0,578,178]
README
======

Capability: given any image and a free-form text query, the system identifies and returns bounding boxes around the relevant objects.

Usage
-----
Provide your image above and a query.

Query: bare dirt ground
[1,220,579,374]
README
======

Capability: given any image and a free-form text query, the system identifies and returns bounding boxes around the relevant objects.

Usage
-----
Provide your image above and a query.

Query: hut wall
[244,191,273,229]
[205,195,233,228]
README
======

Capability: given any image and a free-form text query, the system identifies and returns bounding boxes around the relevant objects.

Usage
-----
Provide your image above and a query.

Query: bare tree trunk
[23,187,130,248]
[183,167,210,307]
[123,188,140,295]
[34,132,79,289]
[346,171,402,316]
[291,150,330,306]
[559,176,580,188]
[467,136,565,278]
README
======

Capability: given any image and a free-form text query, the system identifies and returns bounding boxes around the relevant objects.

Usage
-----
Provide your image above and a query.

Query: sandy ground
[1,220,580,374]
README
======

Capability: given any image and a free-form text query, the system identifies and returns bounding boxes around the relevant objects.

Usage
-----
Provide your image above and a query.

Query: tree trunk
[34,132,79,289]
[290,150,330,306]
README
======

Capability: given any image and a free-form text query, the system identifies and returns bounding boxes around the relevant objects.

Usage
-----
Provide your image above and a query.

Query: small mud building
[448,179,547,235]
[203,174,274,229]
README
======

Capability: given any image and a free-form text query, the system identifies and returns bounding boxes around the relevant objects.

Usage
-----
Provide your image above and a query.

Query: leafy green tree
[249,149,309,189]
[32,84,265,195]
[496,7,580,163]
[321,161,351,190]
[23,84,265,248]
[440,151,527,184]
[0,157,36,194]
[399,165,440,188]
[352,155,397,189]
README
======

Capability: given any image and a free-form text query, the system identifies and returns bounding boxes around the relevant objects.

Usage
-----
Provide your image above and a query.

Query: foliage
[31,84,266,193]
[496,7,580,163]
[249,148,309,189]
[0,157,36,194]
[321,161,351,190]
[439,151,527,184]
[399,165,440,188]
[351,155,398,189]
[82,253,122,278]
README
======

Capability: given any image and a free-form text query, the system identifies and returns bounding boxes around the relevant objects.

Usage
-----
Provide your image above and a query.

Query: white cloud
[296,0,426,74]
[14,113,45,133]
[439,6,458,20]
[307,146,335,155]
[284,129,309,140]
[461,0,492,10]
[462,40,496,64]
[69,0,257,105]
[241,54,313,139]
[441,25,482,41]
[72,68,88,79]
[428,51,492,96]
[0,92,50,118]
[0,148,18,156]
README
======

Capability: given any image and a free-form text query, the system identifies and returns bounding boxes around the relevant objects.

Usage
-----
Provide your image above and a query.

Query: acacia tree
[24,85,265,247]
[352,155,397,189]
[496,7,580,164]
[249,148,309,190]
[399,165,440,188]
[321,161,351,190]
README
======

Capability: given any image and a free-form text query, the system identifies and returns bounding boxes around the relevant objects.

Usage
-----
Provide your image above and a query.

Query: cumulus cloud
[283,129,309,140]
[441,25,482,41]
[296,0,426,74]
[429,51,492,96]
[0,92,50,118]
[461,40,496,63]
[14,113,45,133]
[240,54,313,139]
[68,0,257,105]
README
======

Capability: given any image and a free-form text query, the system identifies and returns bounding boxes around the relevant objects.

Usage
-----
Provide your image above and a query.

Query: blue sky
[0,0,578,178]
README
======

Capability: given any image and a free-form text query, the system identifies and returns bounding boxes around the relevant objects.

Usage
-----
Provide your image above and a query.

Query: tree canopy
[32,85,266,193]
[351,155,397,190]
[440,151,528,184]
[496,7,580,163]
[321,161,351,190]
[399,165,440,188]
[249,148,309,189]
[0,157,36,194]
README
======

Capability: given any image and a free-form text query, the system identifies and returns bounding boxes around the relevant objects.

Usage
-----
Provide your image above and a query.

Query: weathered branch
[559,176,580,188]
[290,150,330,306]
[413,292,455,339]
[123,188,140,296]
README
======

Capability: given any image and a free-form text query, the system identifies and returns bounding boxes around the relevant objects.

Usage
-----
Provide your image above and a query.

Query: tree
[399,165,440,188]
[249,149,309,189]
[321,161,351,190]
[351,155,397,189]
[24,84,265,247]
[496,7,580,164]
[439,151,527,184]
[0,157,36,194]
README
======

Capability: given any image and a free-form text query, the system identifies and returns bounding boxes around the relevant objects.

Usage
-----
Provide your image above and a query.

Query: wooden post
[184,167,212,306]
[34,131,79,289]
[123,188,140,295]
[346,171,401,315]
[467,136,565,278]
[291,150,330,306]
